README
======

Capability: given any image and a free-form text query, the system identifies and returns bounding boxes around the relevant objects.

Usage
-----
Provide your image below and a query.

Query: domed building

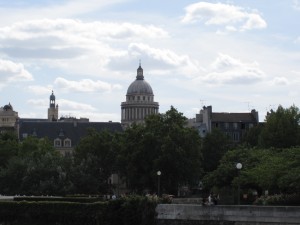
[0,102,19,133]
[121,63,159,127]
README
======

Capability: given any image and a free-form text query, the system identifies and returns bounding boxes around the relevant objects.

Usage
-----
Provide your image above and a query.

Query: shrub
[0,195,159,225]
[254,193,300,206]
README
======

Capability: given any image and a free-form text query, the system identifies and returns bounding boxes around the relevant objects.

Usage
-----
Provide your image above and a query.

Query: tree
[0,131,19,168]
[117,106,203,195]
[203,146,300,197]
[259,105,300,148]
[202,128,231,173]
[0,136,70,195]
[71,129,118,194]
[242,124,263,147]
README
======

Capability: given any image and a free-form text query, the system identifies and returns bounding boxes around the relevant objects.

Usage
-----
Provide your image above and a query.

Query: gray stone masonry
[156,204,300,225]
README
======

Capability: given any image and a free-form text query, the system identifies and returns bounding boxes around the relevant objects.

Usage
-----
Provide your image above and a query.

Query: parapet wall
[156,204,300,225]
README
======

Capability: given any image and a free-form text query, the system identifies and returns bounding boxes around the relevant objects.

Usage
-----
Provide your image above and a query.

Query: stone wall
[156,204,300,225]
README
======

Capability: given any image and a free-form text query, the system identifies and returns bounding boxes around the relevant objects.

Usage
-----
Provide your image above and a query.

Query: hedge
[14,196,104,203]
[254,193,300,206]
[0,195,158,225]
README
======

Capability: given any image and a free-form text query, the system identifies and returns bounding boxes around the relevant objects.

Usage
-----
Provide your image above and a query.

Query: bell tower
[48,90,58,121]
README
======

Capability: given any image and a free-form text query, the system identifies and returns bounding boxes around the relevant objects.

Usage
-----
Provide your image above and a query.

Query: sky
[0,0,300,122]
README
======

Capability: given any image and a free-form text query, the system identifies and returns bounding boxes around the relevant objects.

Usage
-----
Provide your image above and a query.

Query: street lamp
[236,163,242,205]
[157,171,161,197]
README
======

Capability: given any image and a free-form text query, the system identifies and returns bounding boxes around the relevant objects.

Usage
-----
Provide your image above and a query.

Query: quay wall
[156,204,300,225]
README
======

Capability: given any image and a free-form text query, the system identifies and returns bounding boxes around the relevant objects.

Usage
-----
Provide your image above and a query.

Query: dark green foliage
[0,131,19,168]
[117,106,203,195]
[242,124,263,147]
[259,105,300,148]
[203,146,300,202]
[71,129,119,194]
[254,193,300,206]
[13,196,104,203]
[202,128,231,173]
[0,195,158,225]
[0,137,72,196]
[0,201,104,225]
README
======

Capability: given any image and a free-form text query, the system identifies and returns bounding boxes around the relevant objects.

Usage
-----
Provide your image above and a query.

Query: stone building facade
[189,105,259,142]
[0,103,19,134]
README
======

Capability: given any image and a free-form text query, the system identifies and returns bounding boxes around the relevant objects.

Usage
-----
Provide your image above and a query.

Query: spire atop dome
[136,60,144,80]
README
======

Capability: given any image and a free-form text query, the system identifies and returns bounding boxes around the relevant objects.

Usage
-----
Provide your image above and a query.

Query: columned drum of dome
[121,63,159,127]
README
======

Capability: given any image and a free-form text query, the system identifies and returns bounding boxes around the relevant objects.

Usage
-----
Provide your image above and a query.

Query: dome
[127,80,153,95]
[50,90,55,100]
[3,103,13,111]
[126,63,153,95]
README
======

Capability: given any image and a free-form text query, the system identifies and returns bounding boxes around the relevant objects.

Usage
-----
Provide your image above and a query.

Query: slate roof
[19,121,123,146]
[211,113,257,123]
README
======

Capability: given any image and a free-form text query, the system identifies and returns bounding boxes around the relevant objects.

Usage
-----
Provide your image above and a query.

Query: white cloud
[0,59,33,85]
[271,77,289,86]
[27,98,96,112]
[108,43,201,78]
[27,85,53,95]
[0,19,170,78]
[181,2,267,32]
[0,19,168,61]
[60,99,97,112]
[293,0,300,10]
[54,77,122,93]
[0,0,125,25]
[196,53,265,85]
[27,99,47,109]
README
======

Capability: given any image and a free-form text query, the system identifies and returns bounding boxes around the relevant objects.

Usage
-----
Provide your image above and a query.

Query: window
[233,123,238,129]
[224,123,229,129]
[64,139,71,147]
[54,138,61,147]
[137,96,140,100]
[233,132,239,141]
[241,123,245,129]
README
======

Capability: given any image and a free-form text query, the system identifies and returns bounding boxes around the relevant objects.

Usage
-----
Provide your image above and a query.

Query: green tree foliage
[0,131,19,168]
[202,128,231,173]
[71,129,118,194]
[0,137,71,195]
[259,105,300,148]
[117,106,203,195]
[203,146,300,196]
[242,124,263,147]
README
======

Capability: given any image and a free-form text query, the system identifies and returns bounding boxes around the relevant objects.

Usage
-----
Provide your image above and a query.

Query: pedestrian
[208,194,212,205]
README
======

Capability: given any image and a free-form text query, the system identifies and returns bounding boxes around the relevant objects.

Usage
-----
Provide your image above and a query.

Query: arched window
[54,138,61,147]
[64,138,72,147]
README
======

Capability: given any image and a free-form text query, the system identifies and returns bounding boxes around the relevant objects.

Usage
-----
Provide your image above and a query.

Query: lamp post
[236,163,242,205]
[157,171,161,197]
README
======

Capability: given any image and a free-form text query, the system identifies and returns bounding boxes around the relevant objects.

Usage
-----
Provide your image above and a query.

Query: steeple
[136,60,144,80]
[48,90,58,121]
[50,90,56,108]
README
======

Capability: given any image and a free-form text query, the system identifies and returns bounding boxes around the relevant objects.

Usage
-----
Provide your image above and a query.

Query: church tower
[48,91,58,121]
[121,62,159,127]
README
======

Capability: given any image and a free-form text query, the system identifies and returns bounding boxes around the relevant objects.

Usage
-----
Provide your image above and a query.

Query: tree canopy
[117,106,203,195]
[259,105,300,148]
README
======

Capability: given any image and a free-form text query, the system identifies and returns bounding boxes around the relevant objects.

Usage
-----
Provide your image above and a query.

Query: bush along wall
[253,193,300,206]
[0,195,159,225]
